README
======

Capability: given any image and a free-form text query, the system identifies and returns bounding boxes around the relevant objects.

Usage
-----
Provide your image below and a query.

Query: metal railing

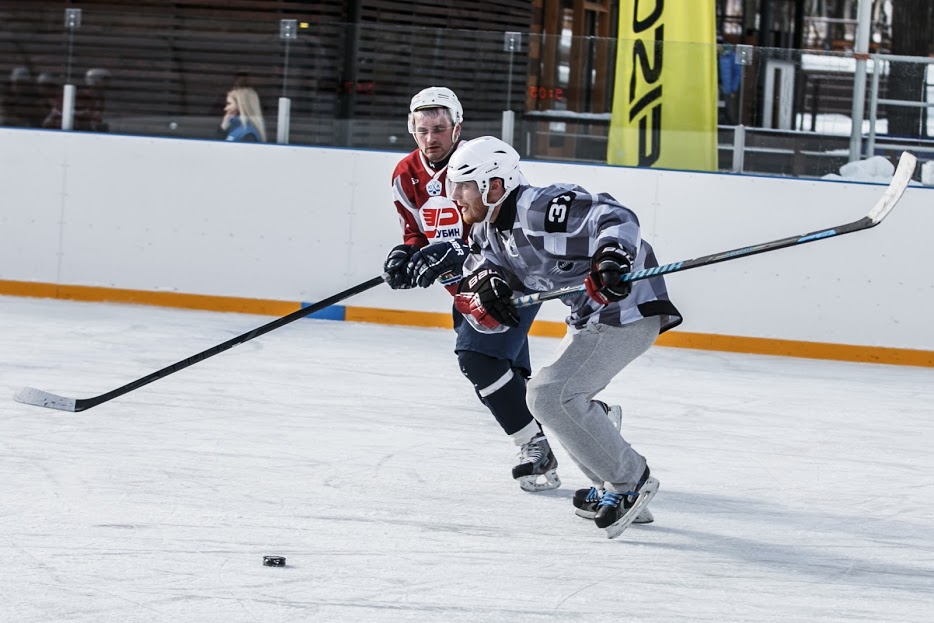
[867,53,934,158]
[1,6,931,181]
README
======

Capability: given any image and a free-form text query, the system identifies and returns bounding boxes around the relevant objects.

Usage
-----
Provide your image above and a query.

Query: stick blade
[868,151,917,225]
[14,387,78,412]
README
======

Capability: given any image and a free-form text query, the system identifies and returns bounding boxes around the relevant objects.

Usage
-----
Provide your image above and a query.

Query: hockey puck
[263,555,286,567]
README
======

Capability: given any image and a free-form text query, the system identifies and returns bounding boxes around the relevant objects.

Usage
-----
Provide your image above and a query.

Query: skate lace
[597,491,623,508]
[517,438,544,464]
[585,487,602,503]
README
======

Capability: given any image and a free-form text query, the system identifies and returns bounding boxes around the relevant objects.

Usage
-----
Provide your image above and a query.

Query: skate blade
[605,477,659,539]
[633,507,654,524]
[517,469,561,492]
[578,506,653,523]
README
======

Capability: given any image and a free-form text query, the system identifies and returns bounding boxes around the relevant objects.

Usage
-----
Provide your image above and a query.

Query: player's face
[450,180,484,224]
[412,110,458,163]
[451,179,503,225]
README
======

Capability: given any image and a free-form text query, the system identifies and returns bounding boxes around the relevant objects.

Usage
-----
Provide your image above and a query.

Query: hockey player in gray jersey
[447,136,682,539]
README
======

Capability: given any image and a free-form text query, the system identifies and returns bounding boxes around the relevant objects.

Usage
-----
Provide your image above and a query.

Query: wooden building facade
[0,0,537,147]
[1,0,628,155]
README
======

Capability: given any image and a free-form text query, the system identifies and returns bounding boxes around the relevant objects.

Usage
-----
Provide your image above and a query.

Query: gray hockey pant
[526,316,660,492]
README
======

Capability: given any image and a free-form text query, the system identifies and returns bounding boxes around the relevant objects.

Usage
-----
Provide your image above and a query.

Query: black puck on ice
[263,555,286,567]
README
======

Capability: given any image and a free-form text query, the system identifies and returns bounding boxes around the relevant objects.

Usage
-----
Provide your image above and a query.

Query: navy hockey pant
[453,303,540,436]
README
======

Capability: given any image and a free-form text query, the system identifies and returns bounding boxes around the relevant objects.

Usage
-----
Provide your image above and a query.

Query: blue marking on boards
[301,302,346,320]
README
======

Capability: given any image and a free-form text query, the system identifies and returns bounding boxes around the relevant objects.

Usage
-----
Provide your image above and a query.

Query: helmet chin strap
[480,187,508,224]
[441,126,462,161]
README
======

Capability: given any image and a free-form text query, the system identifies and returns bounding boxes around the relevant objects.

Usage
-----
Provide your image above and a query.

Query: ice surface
[1,295,932,622]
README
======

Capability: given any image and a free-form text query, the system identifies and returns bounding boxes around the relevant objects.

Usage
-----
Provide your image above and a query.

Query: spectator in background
[219,86,266,142]
[211,71,252,114]
[717,38,742,125]
[3,68,111,132]
[37,72,64,129]
[1,67,42,127]
[77,68,111,132]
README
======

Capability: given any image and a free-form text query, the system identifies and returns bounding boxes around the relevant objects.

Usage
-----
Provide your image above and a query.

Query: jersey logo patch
[524,275,555,291]
[426,179,443,196]
[420,197,463,241]
[545,192,574,233]
[556,260,575,272]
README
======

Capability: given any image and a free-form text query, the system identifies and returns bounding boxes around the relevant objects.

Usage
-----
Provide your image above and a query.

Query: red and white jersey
[391,143,465,249]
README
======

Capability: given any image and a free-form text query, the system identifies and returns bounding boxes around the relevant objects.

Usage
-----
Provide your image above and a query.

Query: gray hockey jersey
[463,183,682,333]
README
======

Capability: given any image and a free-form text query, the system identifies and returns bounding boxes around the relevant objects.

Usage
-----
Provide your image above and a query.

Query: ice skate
[512,433,560,492]
[593,467,659,539]
[572,486,654,524]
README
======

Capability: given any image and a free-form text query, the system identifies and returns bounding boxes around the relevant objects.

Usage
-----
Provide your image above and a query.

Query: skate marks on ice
[637,488,934,592]
[1,296,933,622]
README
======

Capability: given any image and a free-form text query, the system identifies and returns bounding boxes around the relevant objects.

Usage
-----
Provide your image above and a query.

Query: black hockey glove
[454,268,520,329]
[585,244,634,305]
[406,239,470,288]
[383,244,417,289]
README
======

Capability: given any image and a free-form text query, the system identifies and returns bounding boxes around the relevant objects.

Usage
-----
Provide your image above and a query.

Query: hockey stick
[513,151,917,308]
[14,276,387,412]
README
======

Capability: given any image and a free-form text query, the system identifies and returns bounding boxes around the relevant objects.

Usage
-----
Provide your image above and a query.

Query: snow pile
[822,155,895,182]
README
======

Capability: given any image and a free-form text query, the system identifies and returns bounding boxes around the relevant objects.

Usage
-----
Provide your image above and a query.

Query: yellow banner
[607,0,718,170]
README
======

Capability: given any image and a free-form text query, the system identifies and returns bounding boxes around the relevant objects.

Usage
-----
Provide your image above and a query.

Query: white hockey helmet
[407,86,463,133]
[447,136,522,217]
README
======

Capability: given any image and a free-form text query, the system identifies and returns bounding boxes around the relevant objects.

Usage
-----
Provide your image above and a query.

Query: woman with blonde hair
[220,87,266,142]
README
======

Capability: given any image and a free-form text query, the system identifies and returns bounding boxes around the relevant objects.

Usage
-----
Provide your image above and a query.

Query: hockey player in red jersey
[382,87,560,492]
[386,87,465,256]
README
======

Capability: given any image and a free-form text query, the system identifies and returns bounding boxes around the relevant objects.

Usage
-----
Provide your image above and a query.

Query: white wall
[1,128,932,350]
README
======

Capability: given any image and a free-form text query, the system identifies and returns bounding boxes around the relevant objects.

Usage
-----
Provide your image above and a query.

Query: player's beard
[460,202,490,226]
